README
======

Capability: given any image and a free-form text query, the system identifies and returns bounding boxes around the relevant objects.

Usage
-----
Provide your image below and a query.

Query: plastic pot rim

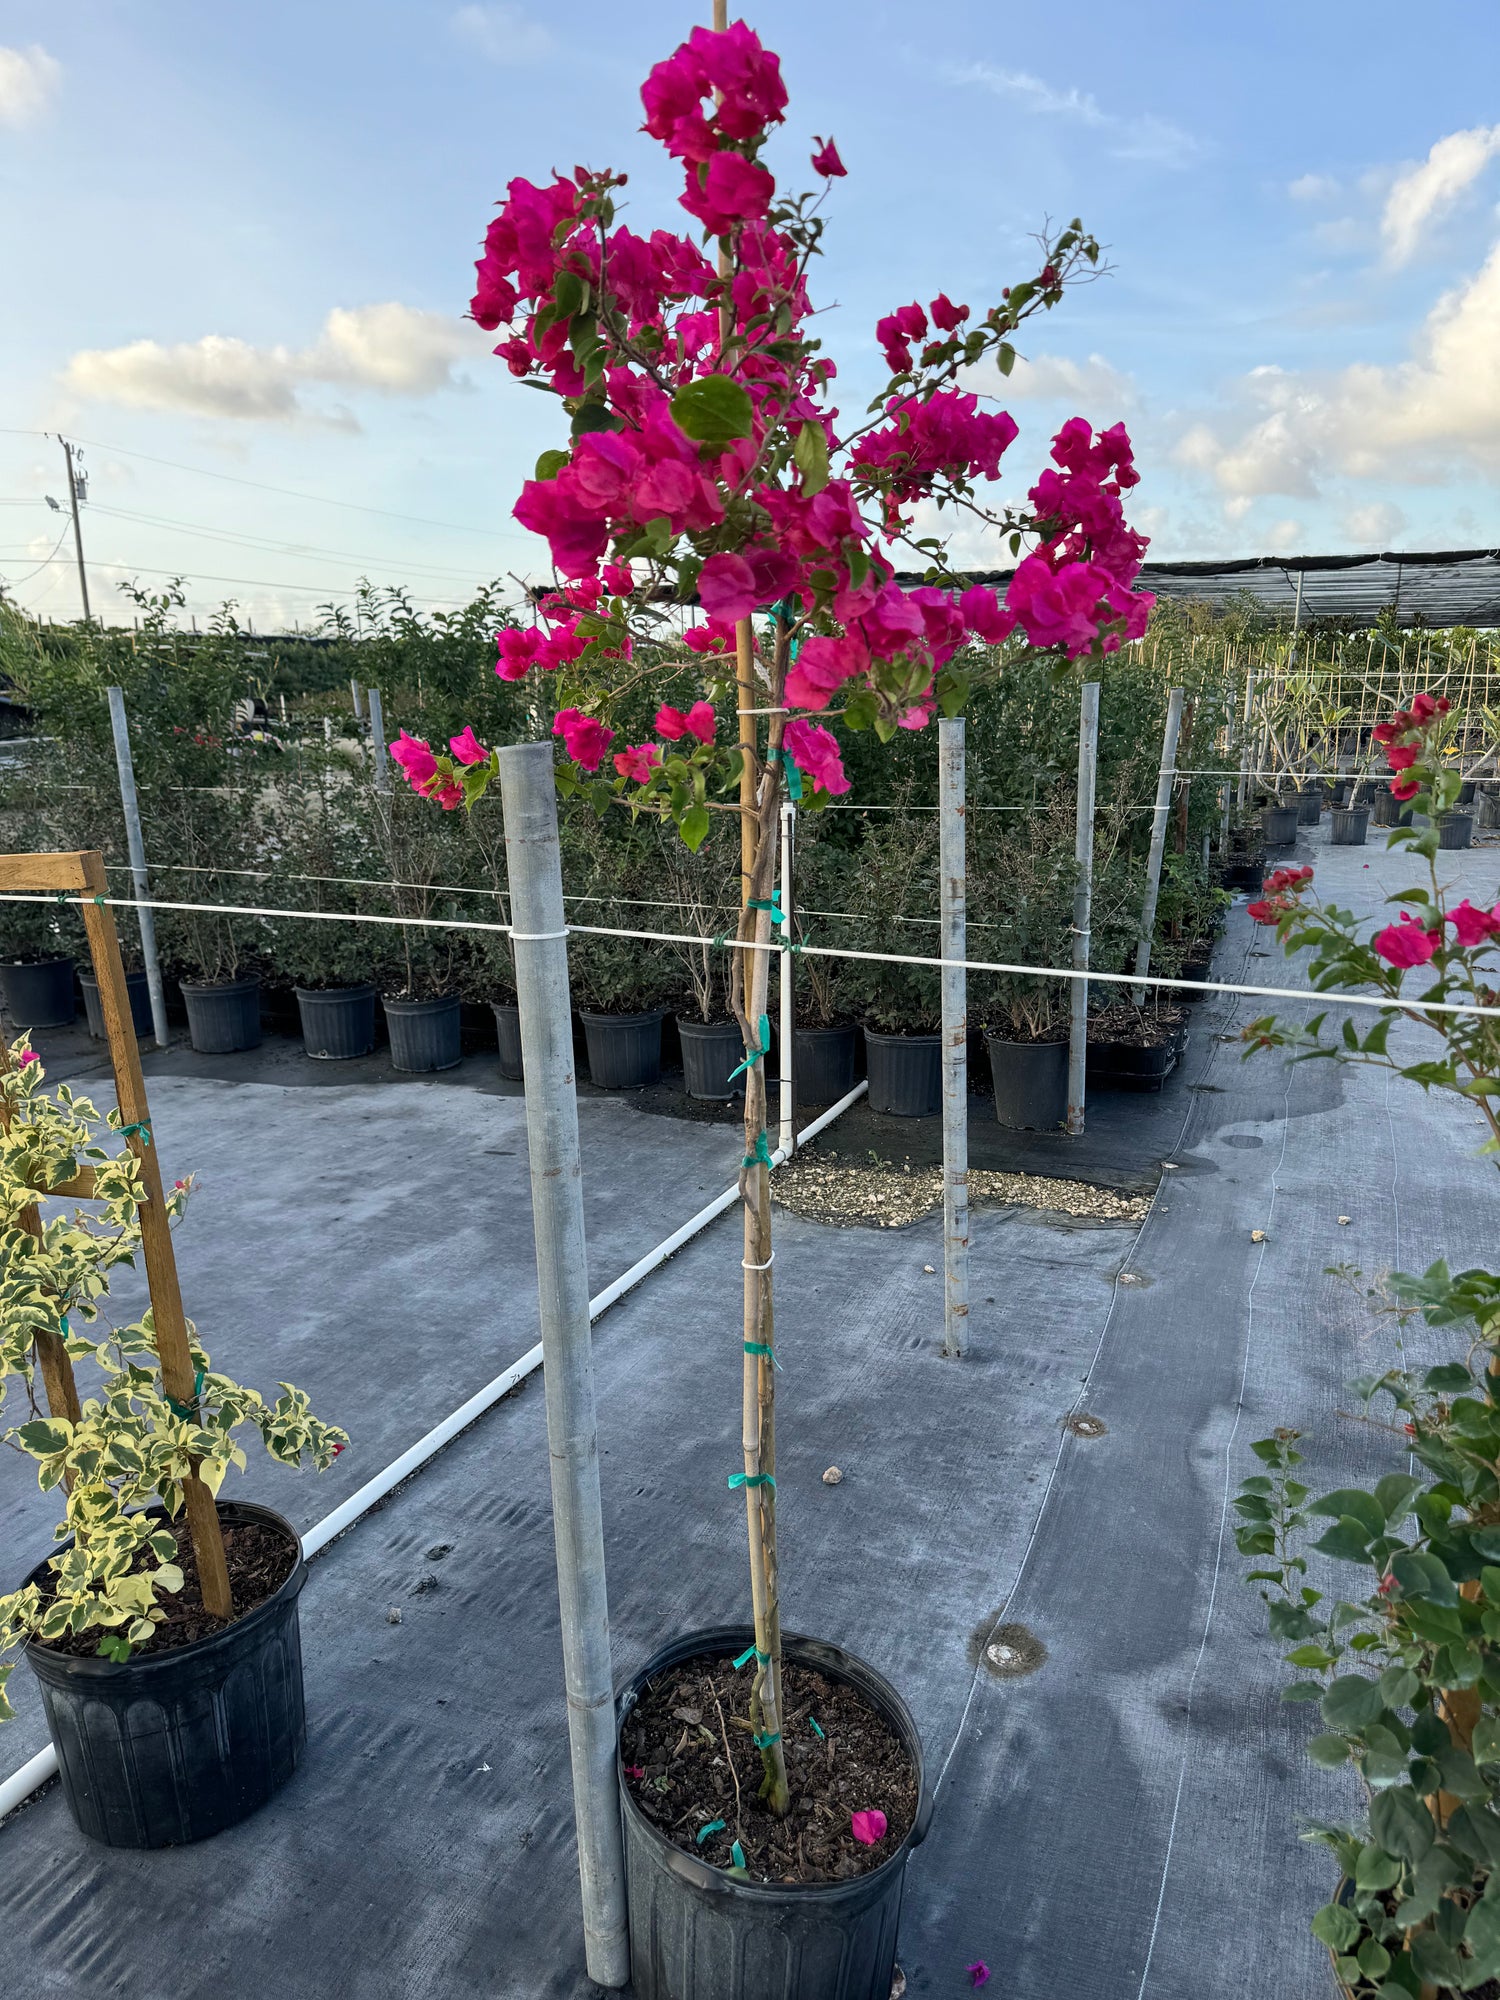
[381,991,461,1013]
[293,982,378,1001]
[23,1498,305,1692]
[616,1624,933,1902]
[579,1006,667,1027]
[179,975,260,996]
[863,1026,941,1045]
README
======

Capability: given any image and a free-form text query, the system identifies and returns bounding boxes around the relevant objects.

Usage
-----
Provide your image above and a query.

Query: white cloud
[1264,519,1305,553]
[1341,500,1406,544]
[1174,239,1500,496]
[61,304,487,425]
[0,43,60,126]
[1382,125,1500,266]
[1289,172,1339,203]
[991,351,1136,408]
[450,4,552,64]
[945,61,1200,169]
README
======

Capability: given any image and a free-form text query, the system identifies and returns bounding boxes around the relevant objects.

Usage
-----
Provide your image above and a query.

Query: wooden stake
[0,851,233,1620]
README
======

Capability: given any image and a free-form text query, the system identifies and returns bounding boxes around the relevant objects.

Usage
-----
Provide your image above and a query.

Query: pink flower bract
[552,708,614,774]
[390,730,438,789]
[810,136,846,177]
[783,717,850,795]
[965,1965,991,1990]
[849,1809,887,1846]
[1448,899,1500,949]
[656,700,717,745]
[697,551,759,623]
[613,742,662,784]
[448,725,489,766]
[1373,914,1441,969]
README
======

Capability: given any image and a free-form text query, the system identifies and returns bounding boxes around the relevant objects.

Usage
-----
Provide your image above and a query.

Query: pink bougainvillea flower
[448,725,490,766]
[1448,899,1500,948]
[330,1440,345,1457]
[625,1764,645,1780]
[810,135,846,177]
[603,562,636,595]
[849,1809,887,1846]
[930,292,969,331]
[1245,899,1282,926]
[959,584,1018,648]
[1373,914,1441,968]
[697,551,759,623]
[496,625,544,681]
[390,730,438,788]
[965,1964,991,1990]
[433,780,465,811]
[680,149,775,237]
[552,708,615,774]
[783,717,850,795]
[613,742,663,784]
[656,700,717,745]
[18,1049,39,1066]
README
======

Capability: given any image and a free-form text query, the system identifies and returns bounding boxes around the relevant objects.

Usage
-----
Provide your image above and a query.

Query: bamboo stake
[76,851,233,1619]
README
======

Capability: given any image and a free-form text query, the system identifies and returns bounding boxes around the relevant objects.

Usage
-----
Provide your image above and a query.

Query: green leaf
[792,420,830,496]
[16,1419,70,1455]
[1410,1929,1462,1987]
[1355,1842,1403,1891]
[1285,1644,1336,1670]
[1356,1936,1392,1980]
[570,404,620,439]
[1312,1488,1388,1537]
[1282,1679,1325,1702]
[1423,1363,1474,1395]
[534,447,570,481]
[1371,1784,1436,1862]
[1375,1474,1424,1522]
[1322,1675,1386,1731]
[1312,1902,1362,1953]
[1463,1891,1500,1980]
[669,374,755,446]
[1389,1549,1458,1605]
[678,804,710,853]
[1308,1732,1353,1768]
[1380,1666,1421,1709]
[1473,1716,1500,1767]
[1314,1515,1379,1561]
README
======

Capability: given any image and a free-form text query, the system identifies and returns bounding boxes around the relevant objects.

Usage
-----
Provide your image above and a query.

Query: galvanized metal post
[777,799,795,1158]
[105,687,169,1049]
[366,687,391,793]
[938,718,969,1357]
[1066,685,1100,1136]
[350,678,365,726]
[497,740,628,1990]
[1131,686,1185,1006]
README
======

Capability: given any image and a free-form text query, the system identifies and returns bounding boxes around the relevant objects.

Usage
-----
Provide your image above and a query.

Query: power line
[0,426,525,542]
[2,554,497,604]
[86,501,504,586]
[0,523,74,586]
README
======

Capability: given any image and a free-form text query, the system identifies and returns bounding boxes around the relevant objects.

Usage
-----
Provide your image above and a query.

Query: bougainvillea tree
[394,14,1153,1814]
[1236,699,1500,1994]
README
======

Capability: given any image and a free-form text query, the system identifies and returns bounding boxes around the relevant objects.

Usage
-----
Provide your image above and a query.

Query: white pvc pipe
[0,1078,868,1826]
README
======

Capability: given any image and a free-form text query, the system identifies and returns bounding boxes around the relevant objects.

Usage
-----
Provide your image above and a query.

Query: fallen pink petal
[849,1809,887,1846]
[965,1965,991,1989]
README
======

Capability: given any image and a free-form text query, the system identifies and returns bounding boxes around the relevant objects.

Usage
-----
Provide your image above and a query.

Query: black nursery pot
[1295,785,1324,825]
[794,1023,858,1107]
[987,1033,1067,1130]
[1458,780,1477,806]
[384,993,462,1072]
[1372,790,1414,829]
[1179,950,1214,997]
[1260,805,1299,848]
[1329,806,1370,847]
[23,1500,307,1848]
[79,968,153,1042]
[492,1000,524,1081]
[294,983,376,1060]
[1086,1021,1185,1093]
[1439,810,1474,851]
[863,1027,940,1117]
[581,1008,664,1089]
[1219,856,1266,893]
[0,956,76,1030]
[676,1016,745,1101]
[181,976,262,1054]
[618,1627,933,2000]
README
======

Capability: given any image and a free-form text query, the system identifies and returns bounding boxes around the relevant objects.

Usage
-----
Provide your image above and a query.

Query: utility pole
[59,439,91,623]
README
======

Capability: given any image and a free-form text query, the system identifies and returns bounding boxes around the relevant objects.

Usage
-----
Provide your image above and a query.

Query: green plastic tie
[711,931,728,952]
[773,747,804,802]
[727,1013,771,1084]
[809,1716,825,1740]
[727,1471,775,1491]
[59,1314,70,1337]
[743,1340,782,1371]
[748,896,787,927]
[732,1644,771,1669]
[695,1819,727,1846]
[741,1130,774,1171]
[754,1731,781,1749]
[730,1840,746,1869]
[166,1365,205,1421]
[119,1121,151,1148]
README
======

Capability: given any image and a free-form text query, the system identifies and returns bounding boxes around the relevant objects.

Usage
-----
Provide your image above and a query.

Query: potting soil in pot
[1087,1001,1185,1047]
[36,1513,297,1654]
[622,1651,917,1884]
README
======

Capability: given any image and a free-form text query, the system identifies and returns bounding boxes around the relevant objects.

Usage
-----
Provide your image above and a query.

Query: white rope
[6,890,1499,1019]
[741,1251,775,1271]
[509,928,569,942]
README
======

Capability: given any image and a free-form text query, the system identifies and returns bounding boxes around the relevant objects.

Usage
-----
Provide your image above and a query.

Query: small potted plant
[0,894,79,1031]
[789,822,860,1107]
[847,802,942,1117]
[0,1038,346,1846]
[265,779,381,1059]
[366,762,470,1072]
[971,796,1077,1129]
[563,811,672,1091]
[659,811,744,1101]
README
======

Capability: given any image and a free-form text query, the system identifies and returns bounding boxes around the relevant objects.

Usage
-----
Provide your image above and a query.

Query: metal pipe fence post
[497,740,629,1990]
[1131,686,1185,1006]
[366,687,391,793]
[1066,684,1100,1136]
[105,686,169,1049]
[777,799,795,1158]
[938,717,969,1358]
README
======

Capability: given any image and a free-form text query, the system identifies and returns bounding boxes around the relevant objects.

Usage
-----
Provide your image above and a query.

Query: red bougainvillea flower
[810,135,845,177]
[1373,913,1442,968]
[1448,899,1500,948]
[849,1809,887,1846]
[1409,692,1450,722]
[1265,865,1314,893]
[1385,743,1420,771]
[656,700,717,745]
[1246,899,1281,926]
[1391,775,1420,802]
[390,730,438,789]
[552,708,614,774]
[613,742,663,784]
[783,716,850,795]
[448,725,490,766]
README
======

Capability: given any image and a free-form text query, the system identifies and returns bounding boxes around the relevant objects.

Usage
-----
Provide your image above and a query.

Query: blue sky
[2,1,1499,627]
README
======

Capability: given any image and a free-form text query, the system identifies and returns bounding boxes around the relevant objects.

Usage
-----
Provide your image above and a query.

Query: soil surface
[622,1652,918,1884]
[1087,1002,1186,1049]
[37,1515,297,1657]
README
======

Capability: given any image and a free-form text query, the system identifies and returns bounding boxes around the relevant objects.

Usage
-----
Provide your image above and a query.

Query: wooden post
[0,850,233,1618]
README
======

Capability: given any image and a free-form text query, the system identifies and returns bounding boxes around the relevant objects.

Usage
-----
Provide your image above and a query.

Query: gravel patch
[770,1148,1152,1230]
